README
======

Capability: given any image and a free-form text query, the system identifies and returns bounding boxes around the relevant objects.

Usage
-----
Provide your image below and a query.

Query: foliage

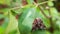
[0,0,60,34]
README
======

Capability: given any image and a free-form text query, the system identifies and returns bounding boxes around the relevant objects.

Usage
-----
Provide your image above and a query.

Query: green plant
[0,0,60,34]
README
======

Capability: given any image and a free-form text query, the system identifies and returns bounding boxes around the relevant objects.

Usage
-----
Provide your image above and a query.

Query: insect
[32,18,46,31]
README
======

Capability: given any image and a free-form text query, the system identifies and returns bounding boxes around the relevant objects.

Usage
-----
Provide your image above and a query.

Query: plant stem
[38,5,49,18]
[47,7,54,34]
[10,0,55,10]
[41,0,54,34]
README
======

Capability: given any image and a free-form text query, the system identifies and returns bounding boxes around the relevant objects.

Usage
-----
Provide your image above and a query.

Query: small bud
[46,6,49,9]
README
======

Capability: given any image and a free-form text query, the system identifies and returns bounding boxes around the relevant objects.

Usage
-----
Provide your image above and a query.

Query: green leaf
[32,30,46,34]
[11,0,22,7]
[54,30,60,34]
[47,1,54,6]
[0,27,4,34]
[50,7,58,18]
[50,7,59,25]
[0,9,9,34]
[11,8,22,16]
[55,19,60,29]
[18,7,36,34]
[31,30,50,34]
[13,0,16,2]
[35,7,50,28]
[5,11,18,34]
[0,16,9,34]
[49,7,60,30]
[0,14,4,19]
[0,0,11,5]
[8,29,17,34]
[26,0,34,4]
[2,17,9,28]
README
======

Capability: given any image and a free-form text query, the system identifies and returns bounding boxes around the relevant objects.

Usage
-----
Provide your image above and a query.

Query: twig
[38,0,55,5]
[10,0,55,10]
[38,6,49,18]
[10,6,24,10]
[47,6,54,34]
